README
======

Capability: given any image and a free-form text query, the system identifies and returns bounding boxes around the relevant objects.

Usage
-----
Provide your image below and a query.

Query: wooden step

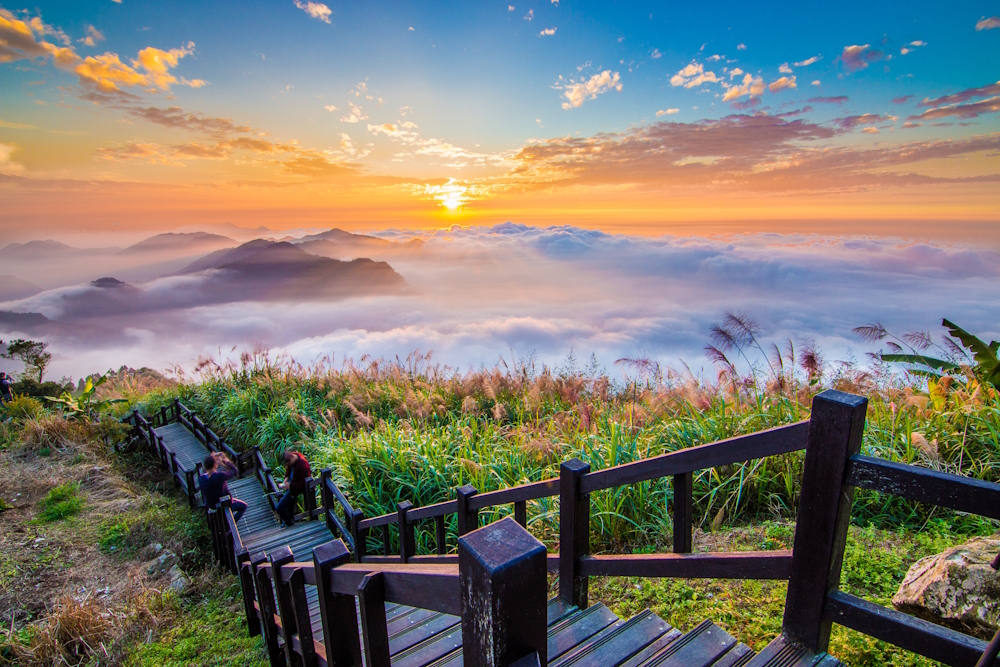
[742,635,843,667]
[550,609,674,667]
[636,619,752,667]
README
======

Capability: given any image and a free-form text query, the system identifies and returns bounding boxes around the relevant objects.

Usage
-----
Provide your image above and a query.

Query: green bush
[2,395,43,421]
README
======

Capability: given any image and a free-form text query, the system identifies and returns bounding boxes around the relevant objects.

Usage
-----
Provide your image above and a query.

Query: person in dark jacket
[199,452,247,523]
[0,372,12,404]
[275,448,311,526]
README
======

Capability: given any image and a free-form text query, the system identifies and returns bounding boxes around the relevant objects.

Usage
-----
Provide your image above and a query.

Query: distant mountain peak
[91,277,127,288]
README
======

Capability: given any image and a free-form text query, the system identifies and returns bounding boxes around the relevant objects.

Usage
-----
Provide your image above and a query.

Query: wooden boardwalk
[128,392,1000,667]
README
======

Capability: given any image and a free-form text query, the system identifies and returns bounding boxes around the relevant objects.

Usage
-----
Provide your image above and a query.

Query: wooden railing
[244,518,546,667]
[141,391,1000,667]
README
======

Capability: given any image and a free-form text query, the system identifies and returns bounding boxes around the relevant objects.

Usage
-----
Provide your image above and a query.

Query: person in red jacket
[275,448,311,526]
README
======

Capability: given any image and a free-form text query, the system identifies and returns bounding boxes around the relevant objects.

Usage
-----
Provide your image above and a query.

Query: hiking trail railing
[130,390,1000,667]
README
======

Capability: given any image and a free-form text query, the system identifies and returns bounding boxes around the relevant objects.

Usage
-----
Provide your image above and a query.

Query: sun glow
[426,179,468,210]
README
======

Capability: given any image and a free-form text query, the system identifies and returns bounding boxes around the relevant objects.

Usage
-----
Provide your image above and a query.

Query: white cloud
[324,104,338,112]
[861,127,879,134]
[400,105,412,116]
[655,108,679,116]
[707,54,723,62]
[408,26,414,31]
[670,62,719,88]
[793,55,821,67]
[293,0,332,23]
[22,224,999,385]
[722,73,764,101]
[768,75,796,93]
[524,9,533,20]
[900,40,926,55]
[728,67,744,79]
[559,70,623,109]
[539,27,556,36]
[811,80,821,86]
[508,5,515,11]
[975,16,1000,30]
[651,48,662,59]
[341,102,367,123]
[737,43,746,50]
[779,63,792,74]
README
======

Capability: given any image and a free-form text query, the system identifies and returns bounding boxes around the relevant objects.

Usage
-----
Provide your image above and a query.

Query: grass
[32,482,84,523]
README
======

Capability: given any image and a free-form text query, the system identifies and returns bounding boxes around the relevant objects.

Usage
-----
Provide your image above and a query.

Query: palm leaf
[942,319,999,370]
[879,353,960,372]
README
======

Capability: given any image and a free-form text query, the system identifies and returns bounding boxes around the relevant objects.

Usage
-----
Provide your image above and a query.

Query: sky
[1,2,999,380]
[1,1,999,241]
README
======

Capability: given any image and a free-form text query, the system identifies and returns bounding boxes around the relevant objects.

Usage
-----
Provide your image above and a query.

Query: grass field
[2,344,998,666]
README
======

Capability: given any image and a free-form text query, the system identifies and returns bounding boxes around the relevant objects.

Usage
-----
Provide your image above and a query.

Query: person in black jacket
[199,452,248,523]
[275,448,311,526]
[0,372,12,404]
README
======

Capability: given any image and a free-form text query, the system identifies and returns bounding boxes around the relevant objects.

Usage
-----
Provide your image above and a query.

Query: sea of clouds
[3,223,998,381]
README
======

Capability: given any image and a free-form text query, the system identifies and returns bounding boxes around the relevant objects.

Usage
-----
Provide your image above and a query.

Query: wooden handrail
[845,455,1000,520]
[580,420,810,494]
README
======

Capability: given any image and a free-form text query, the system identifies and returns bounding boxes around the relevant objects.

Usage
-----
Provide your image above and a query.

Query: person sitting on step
[275,448,311,527]
[199,451,247,523]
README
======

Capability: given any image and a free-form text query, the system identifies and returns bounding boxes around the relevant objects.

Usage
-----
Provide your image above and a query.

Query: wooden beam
[579,551,792,579]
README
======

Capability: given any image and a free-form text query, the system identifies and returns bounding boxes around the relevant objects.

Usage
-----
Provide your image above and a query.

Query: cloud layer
[2,224,997,381]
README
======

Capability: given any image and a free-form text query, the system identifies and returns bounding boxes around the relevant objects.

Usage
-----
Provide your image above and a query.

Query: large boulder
[892,536,1000,638]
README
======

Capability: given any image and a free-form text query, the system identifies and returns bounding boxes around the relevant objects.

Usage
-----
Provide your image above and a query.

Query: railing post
[303,477,317,521]
[397,501,415,563]
[220,496,236,571]
[269,546,301,667]
[459,516,548,667]
[559,458,590,609]
[456,484,479,535]
[514,500,527,528]
[313,540,361,667]
[381,525,391,556]
[320,469,335,534]
[782,390,868,652]
[237,550,260,637]
[172,398,180,421]
[351,509,367,562]
[672,471,693,553]
[435,515,447,554]
[207,508,220,563]
[186,469,197,508]
[358,573,391,667]
[159,405,168,425]
[252,551,285,667]
[289,566,318,667]
[169,451,179,486]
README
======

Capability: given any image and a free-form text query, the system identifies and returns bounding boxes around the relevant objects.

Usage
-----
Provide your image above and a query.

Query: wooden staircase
[124,391,1000,667]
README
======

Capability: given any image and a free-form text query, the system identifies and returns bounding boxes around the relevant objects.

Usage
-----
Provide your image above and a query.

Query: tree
[0,339,52,382]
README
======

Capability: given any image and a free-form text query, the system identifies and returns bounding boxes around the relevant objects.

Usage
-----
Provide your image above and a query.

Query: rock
[166,564,189,593]
[893,536,1000,638]
[145,550,178,576]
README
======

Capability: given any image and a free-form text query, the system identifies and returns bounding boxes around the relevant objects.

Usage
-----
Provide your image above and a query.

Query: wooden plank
[823,591,988,667]
[580,421,810,494]
[389,614,459,655]
[550,610,670,667]
[407,500,457,521]
[782,391,867,652]
[468,478,560,510]
[643,619,737,667]
[616,629,682,667]
[713,643,754,667]
[845,455,1000,520]
[386,607,438,636]
[578,551,792,580]
[547,604,617,660]
[391,624,463,667]
[358,513,396,530]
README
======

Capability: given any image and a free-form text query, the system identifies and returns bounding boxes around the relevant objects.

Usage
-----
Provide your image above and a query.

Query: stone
[892,536,1000,638]
[166,564,189,593]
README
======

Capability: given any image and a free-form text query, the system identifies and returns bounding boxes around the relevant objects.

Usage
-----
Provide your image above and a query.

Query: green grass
[32,482,83,523]
[123,581,267,667]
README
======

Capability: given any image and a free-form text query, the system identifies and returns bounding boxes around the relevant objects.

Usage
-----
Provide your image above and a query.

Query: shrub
[1,395,43,421]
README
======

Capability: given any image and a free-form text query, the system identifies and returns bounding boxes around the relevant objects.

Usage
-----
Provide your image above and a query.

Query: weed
[33,482,83,523]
